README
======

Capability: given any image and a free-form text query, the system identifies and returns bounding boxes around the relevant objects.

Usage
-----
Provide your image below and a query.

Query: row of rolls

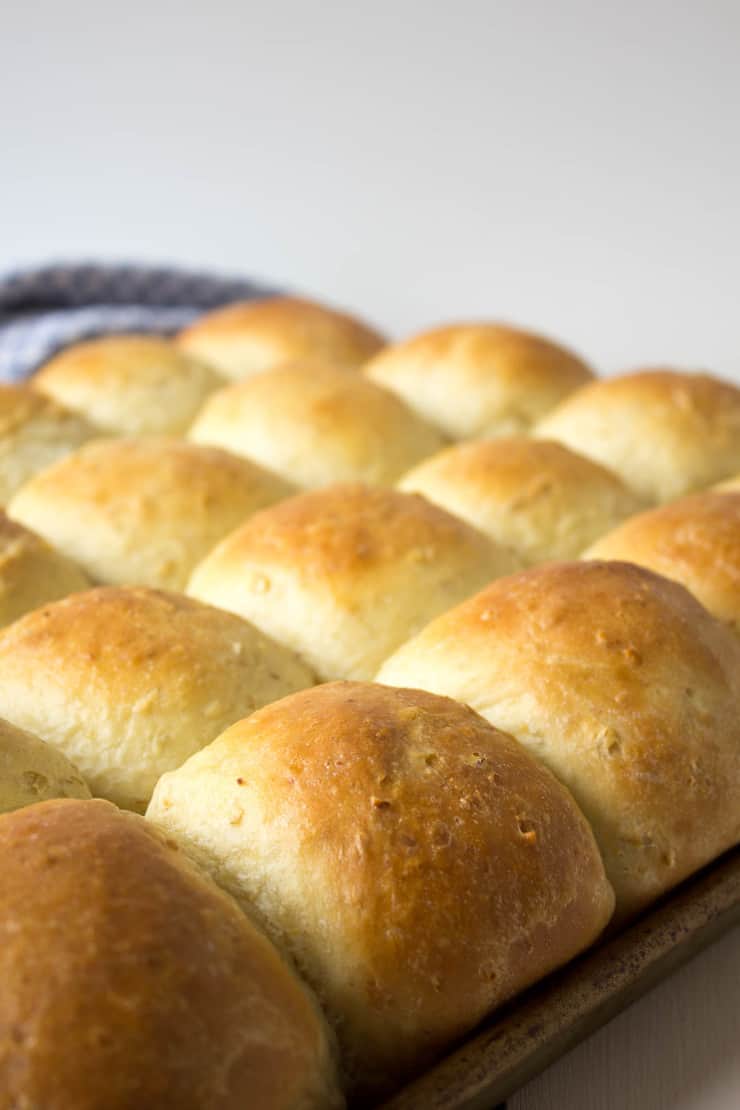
[0,294,739,1107]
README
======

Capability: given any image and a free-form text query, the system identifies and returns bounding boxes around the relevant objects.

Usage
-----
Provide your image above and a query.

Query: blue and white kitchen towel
[0,263,279,383]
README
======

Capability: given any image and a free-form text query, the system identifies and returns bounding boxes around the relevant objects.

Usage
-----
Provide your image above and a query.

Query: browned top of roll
[188,483,517,680]
[536,369,740,502]
[148,681,613,1097]
[377,560,740,919]
[0,799,342,1109]
[177,296,386,380]
[363,322,593,439]
[585,491,740,633]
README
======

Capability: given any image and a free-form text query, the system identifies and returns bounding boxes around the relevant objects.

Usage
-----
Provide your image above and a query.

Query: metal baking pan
[380,845,740,1110]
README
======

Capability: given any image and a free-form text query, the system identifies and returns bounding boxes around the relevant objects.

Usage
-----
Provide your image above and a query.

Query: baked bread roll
[0,799,342,1109]
[147,681,614,1098]
[584,492,740,634]
[377,561,740,920]
[399,438,644,566]
[0,717,90,814]
[0,383,97,505]
[189,360,446,488]
[177,295,385,381]
[535,369,740,502]
[0,510,88,627]
[8,437,293,590]
[188,483,517,680]
[0,587,314,811]
[363,323,593,439]
[34,333,222,436]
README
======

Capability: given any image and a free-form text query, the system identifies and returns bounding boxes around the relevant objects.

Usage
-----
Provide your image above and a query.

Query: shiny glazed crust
[0,799,343,1109]
[147,681,614,1098]
[377,561,740,920]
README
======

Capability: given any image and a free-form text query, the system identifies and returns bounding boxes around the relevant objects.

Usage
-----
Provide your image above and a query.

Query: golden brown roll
[177,295,386,381]
[584,492,740,634]
[399,438,645,566]
[0,587,314,811]
[0,383,98,505]
[34,333,222,435]
[188,483,517,680]
[189,360,446,488]
[363,323,593,439]
[8,436,293,590]
[377,561,740,920]
[0,717,90,814]
[0,799,343,1109]
[147,681,614,1098]
[535,369,740,502]
[0,510,89,627]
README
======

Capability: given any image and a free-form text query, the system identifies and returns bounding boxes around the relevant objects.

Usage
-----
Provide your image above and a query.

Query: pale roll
[0,383,97,505]
[399,437,644,565]
[0,510,88,628]
[0,716,90,814]
[8,436,294,590]
[535,369,740,502]
[177,295,385,381]
[188,482,518,680]
[189,359,446,488]
[364,322,593,439]
[34,333,222,435]
[0,586,314,811]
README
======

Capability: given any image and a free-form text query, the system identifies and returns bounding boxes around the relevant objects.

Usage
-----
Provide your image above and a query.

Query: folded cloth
[0,262,279,382]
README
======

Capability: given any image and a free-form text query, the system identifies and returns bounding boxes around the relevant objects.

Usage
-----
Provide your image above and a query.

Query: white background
[2,1,739,380]
[2,4,739,1109]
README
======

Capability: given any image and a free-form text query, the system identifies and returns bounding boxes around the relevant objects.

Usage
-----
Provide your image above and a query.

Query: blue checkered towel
[0,263,280,383]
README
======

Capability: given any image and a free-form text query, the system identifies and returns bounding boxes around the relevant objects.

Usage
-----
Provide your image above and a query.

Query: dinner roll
[188,483,516,680]
[535,369,740,502]
[377,561,740,920]
[0,383,97,505]
[0,510,88,627]
[0,717,90,814]
[584,492,740,634]
[148,682,614,1098]
[0,799,342,1109]
[189,360,446,488]
[398,438,644,566]
[34,333,222,435]
[363,323,593,439]
[0,587,314,811]
[177,295,386,381]
[8,437,293,590]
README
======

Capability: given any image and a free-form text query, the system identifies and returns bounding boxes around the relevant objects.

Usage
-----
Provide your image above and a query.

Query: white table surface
[510,924,740,1110]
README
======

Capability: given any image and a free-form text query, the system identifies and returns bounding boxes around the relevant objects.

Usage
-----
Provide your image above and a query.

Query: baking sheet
[379,846,740,1110]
